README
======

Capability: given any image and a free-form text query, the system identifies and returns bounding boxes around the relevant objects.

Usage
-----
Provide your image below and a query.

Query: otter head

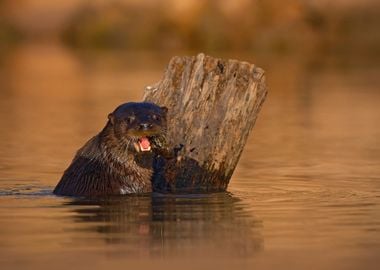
[107,102,168,152]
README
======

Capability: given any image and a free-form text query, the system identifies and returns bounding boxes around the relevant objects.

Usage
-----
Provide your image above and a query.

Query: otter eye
[151,114,160,121]
[126,116,135,124]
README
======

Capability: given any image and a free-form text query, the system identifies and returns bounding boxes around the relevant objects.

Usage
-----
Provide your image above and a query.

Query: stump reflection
[64,192,263,258]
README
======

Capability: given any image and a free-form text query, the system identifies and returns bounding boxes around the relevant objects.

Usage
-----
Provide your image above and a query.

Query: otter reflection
[64,192,263,258]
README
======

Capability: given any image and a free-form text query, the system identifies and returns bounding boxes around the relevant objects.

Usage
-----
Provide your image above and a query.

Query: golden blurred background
[0,0,379,56]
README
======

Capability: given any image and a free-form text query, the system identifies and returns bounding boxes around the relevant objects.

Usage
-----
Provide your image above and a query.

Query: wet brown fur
[53,102,168,197]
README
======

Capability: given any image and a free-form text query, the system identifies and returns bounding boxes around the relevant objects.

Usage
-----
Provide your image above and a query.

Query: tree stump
[144,53,267,192]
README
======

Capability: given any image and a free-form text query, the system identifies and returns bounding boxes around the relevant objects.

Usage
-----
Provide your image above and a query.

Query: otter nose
[139,123,152,130]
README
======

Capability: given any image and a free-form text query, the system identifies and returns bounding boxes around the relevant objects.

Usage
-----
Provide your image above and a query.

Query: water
[0,43,380,270]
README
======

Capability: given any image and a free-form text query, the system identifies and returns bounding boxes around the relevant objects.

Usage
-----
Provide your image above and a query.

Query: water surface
[0,44,380,269]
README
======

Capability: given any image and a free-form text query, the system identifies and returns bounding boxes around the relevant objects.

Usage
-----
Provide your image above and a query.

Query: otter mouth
[134,136,151,152]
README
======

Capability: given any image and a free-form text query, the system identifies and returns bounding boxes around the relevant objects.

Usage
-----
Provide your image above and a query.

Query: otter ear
[161,106,168,115]
[108,113,115,125]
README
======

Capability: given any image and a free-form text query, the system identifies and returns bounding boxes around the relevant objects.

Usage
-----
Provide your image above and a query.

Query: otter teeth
[140,145,151,152]
[138,137,151,152]
[133,142,140,152]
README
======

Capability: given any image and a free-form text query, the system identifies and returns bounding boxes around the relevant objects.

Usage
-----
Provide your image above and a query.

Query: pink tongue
[139,137,151,150]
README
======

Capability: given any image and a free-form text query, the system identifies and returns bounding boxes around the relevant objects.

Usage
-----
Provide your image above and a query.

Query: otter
[53,102,168,197]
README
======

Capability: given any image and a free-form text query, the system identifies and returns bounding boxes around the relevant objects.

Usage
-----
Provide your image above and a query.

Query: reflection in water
[0,43,380,269]
[65,193,263,258]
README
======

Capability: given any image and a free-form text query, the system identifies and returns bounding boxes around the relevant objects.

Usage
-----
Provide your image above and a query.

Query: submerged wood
[144,53,267,192]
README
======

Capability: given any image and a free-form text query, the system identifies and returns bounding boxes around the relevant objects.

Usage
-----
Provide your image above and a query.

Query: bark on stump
[144,53,267,192]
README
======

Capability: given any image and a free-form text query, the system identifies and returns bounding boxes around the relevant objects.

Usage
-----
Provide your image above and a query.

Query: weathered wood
[144,53,267,192]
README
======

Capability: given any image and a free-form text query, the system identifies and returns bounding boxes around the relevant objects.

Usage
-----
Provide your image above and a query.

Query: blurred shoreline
[0,0,379,61]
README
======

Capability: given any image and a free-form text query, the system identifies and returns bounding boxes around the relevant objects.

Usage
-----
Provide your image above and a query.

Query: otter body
[53,102,168,197]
